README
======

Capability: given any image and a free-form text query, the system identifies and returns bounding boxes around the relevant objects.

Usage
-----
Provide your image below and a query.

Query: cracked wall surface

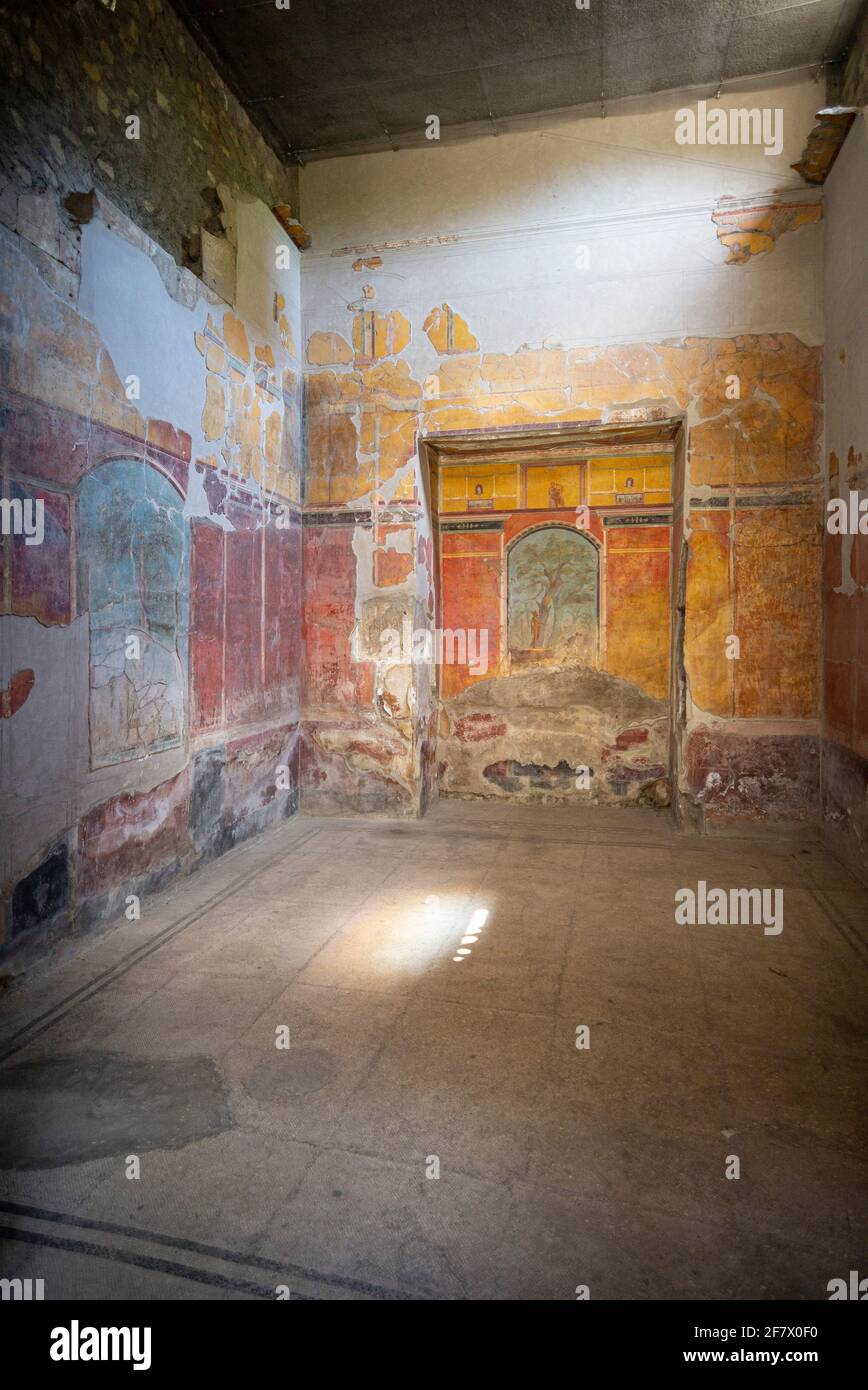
[440,667,670,808]
[1,54,854,963]
[0,184,303,962]
[300,305,823,820]
[711,198,821,264]
[299,74,826,825]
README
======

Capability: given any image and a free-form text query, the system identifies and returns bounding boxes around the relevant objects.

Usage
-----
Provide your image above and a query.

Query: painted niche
[507,527,598,668]
[78,459,188,768]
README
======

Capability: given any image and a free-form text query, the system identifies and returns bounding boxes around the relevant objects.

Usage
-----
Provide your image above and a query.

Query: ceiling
[174,0,866,162]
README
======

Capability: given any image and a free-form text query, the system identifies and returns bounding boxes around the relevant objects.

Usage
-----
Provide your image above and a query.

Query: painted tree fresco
[507,527,598,667]
[78,460,188,768]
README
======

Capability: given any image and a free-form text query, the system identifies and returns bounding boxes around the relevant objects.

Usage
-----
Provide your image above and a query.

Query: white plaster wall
[301,75,822,247]
[300,75,825,356]
[79,220,207,445]
[235,197,301,348]
[79,201,301,473]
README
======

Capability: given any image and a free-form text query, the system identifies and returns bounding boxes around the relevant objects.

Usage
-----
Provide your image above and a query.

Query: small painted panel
[440,547,502,698]
[525,464,581,510]
[303,524,375,707]
[439,462,519,513]
[508,526,598,667]
[588,453,672,506]
[606,548,671,700]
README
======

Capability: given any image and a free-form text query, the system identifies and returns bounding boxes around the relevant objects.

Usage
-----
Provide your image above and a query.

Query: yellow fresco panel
[526,464,581,509]
[588,453,672,505]
[441,471,467,501]
[645,463,671,494]
[589,462,614,495]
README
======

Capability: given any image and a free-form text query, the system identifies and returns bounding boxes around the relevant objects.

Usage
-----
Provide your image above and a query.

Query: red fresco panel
[264,520,301,716]
[225,527,263,723]
[10,483,71,626]
[440,545,502,698]
[303,524,373,707]
[190,519,225,732]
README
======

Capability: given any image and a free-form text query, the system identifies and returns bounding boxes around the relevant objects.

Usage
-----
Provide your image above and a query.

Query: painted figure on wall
[78,459,188,768]
[507,526,598,667]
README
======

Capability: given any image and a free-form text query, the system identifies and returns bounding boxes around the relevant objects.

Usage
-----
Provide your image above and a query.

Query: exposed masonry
[792,108,859,185]
[0,0,298,275]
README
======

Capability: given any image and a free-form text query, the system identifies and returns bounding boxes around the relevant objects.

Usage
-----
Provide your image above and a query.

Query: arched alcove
[507,525,598,668]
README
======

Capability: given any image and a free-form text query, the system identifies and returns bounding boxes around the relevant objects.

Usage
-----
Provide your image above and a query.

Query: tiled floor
[1,801,866,1299]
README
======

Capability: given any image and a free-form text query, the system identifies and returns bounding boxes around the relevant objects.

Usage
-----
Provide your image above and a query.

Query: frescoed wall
[0,0,308,963]
[430,446,673,804]
[2,45,859,962]
[0,189,303,962]
[298,74,826,822]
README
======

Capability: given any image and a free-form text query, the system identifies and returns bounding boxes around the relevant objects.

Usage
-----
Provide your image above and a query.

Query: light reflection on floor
[453,907,489,962]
